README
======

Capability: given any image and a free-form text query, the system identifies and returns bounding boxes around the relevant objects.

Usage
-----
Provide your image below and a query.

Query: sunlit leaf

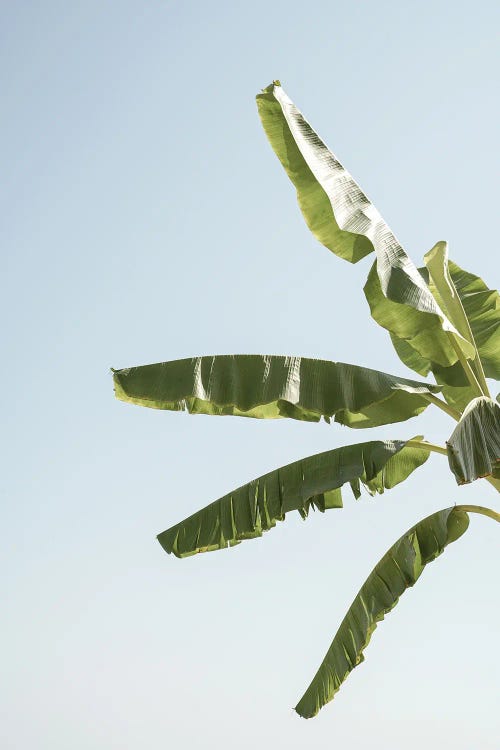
[113,355,441,428]
[257,82,473,368]
[364,261,457,368]
[368,248,500,411]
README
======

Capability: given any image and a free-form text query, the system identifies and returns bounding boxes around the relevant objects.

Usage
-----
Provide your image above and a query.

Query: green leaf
[446,397,500,484]
[372,251,500,410]
[422,243,490,400]
[256,82,473,368]
[256,85,372,263]
[445,258,500,381]
[364,261,458,368]
[388,334,473,413]
[113,355,441,428]
[157,439,430,558]
[424,243,478,353]
[295,507,470,718]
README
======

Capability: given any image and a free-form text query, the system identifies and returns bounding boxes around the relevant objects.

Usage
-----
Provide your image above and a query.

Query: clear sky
[2,1,499,748]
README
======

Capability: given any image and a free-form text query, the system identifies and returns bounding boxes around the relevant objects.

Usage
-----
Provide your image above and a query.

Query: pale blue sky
[2,2,499,748]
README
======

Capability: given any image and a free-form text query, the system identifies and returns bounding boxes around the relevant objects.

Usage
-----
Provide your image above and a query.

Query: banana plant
[112,81,500,719]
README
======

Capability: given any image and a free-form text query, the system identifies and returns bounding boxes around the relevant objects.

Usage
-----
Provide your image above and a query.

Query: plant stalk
[422,392,461,421]
[470,357,490,399]
[406,442,499,493]
[406,439,448,456]
[448,333,488,398]
[455,505,500,523]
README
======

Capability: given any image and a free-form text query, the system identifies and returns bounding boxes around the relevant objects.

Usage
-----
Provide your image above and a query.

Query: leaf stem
[406,442,500,493]
[406,439,448,457]
[470,355,490,399]
[455,505,500,523]
[447,333,487,398]
[422,392,461,421]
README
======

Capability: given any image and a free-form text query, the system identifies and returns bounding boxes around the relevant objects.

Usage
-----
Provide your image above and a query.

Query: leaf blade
[294,507,470,718]
[446,397,500,484]
[256,83,372,263]
[446,258,500,381]
[113,355,441,428]
[364,260,458,368]
[157,439,430,557]
[375,252,500,409]
[257,82,473,367]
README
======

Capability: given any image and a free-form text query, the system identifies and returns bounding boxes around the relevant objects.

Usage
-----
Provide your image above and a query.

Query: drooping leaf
[295,507,470,718]
[256,82,473,368]
[446,397,500,484]
[113,355,441,429]
[157,439,430,557]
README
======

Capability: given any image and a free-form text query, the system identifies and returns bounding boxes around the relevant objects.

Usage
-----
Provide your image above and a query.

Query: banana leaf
[295,506,470,718]
[158,439,430,557]
[370,248,500,411]
[445,257,500,380]
[256,82,474,369]
[113,355,441,428]
[446,397,500,484]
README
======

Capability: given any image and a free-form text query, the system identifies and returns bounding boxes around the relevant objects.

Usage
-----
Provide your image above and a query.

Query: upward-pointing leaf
[256,82,474,368]
[424,242,479,355]
[434,255,500,381]
[157,439,430,557]
[113,355,441,429]
[372,250,500,411]
[295,507,470,718]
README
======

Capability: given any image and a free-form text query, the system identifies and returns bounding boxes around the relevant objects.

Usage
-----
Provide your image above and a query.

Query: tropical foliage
[113,81,500,718]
